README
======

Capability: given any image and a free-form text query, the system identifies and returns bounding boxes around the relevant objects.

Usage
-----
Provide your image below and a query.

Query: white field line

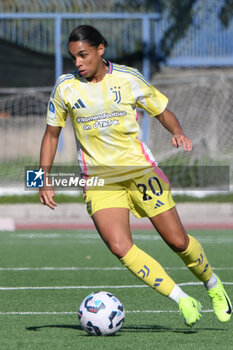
[0,282,233,291]
[0,266,232,271]
[10,233,161,240]
[0,267,126,271]
[0,285,147,291]
[8,232,233,244]
[0,310,214,316]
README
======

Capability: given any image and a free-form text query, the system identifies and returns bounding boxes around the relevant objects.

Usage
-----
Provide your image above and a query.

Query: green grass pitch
[0,228,232,350]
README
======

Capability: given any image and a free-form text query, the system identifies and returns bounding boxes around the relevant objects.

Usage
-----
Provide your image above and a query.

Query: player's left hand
[172,134,192,151]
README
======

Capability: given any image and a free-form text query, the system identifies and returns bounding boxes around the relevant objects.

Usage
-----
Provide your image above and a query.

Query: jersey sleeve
[46,78,68,127]
[133,71,168,117]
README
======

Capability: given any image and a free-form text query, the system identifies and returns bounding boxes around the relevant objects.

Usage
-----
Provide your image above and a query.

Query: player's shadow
[122,324,226,334]
[27,324,82,332]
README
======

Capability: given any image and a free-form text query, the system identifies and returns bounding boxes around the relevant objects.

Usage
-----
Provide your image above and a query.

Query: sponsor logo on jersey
[76,110,126,124]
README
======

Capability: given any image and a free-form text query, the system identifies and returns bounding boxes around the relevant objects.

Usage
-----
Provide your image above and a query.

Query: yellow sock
[177,234,212,282]
[120,244,175,296]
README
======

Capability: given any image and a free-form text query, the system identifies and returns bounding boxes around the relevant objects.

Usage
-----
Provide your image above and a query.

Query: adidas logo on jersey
[154,200,164,209]
[72,99,86,109]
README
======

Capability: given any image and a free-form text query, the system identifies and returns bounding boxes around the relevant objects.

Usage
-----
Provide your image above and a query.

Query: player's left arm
[156,108,192,152]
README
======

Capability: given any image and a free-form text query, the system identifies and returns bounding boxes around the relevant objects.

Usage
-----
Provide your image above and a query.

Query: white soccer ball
[78,291,125,336]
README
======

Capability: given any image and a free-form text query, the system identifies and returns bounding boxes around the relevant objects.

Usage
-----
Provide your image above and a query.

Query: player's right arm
[39,125,62,209]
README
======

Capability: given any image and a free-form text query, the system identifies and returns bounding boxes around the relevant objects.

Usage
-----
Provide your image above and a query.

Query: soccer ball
[78,291,125,336]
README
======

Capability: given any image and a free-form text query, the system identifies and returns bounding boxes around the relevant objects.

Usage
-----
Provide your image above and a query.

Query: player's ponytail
[68,25,109,48]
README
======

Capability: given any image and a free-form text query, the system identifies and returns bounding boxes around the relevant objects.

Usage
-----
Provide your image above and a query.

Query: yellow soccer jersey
[47,62,168,181]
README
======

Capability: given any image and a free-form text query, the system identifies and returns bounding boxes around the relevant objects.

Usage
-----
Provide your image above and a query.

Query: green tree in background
[219,0,233,27]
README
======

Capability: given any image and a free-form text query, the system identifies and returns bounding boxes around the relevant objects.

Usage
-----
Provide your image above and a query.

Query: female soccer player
[39,25,232,327]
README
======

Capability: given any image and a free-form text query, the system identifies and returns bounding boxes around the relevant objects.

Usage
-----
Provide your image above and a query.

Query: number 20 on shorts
[137,176,163,201]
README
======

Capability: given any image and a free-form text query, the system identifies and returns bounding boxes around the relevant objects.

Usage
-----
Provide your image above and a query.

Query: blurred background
[0,0,233,195]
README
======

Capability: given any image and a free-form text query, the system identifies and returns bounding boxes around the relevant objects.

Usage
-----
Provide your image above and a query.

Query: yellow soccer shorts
[84,166,175,218]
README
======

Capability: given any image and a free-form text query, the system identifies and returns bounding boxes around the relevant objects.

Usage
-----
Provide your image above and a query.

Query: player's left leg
[92,207,202,327]
[150,207,232,323]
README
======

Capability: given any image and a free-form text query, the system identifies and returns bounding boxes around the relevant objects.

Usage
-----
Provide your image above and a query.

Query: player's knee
[108,240,132,259]
[169,235,189,253]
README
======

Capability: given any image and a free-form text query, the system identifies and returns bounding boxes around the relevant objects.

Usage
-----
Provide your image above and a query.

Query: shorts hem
[89,205,130,217]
